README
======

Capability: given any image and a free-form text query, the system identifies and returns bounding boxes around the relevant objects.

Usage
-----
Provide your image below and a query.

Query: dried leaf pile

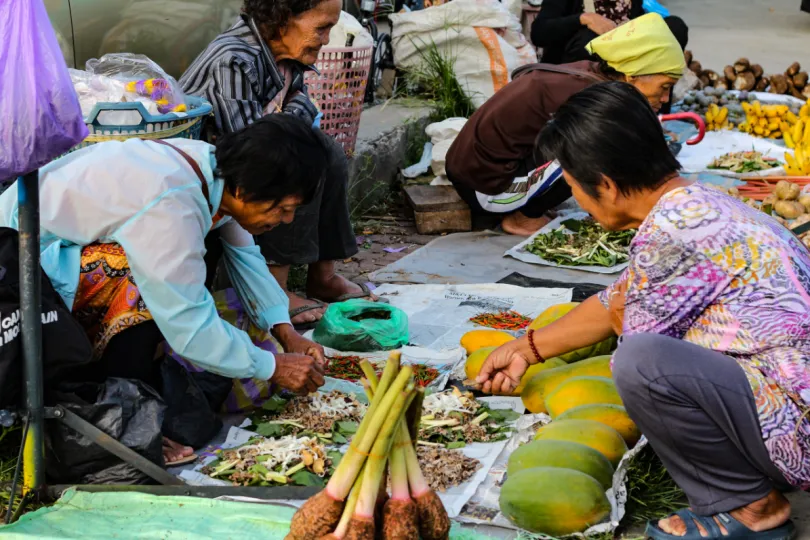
[416,445,482,493]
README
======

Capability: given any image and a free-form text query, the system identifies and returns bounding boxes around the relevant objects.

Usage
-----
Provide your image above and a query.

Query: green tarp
[0,489,496,539]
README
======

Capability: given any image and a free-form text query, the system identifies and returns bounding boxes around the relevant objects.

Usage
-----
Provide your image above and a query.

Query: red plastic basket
[305,46,373,156]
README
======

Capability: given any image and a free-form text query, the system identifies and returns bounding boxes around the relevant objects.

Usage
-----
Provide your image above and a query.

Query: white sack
[326,11,374,49]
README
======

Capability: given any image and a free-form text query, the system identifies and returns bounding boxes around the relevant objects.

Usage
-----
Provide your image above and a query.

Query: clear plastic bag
[86,53,187,114]
[0,0,88,181]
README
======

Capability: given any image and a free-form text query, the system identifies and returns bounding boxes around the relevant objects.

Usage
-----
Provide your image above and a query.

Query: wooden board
[405,185,469,212]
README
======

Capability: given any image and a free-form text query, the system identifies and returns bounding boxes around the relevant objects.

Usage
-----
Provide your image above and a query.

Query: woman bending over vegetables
[477,81,809,540]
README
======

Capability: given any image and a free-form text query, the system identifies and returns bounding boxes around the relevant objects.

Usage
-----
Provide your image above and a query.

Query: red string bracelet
[527,329,545,364]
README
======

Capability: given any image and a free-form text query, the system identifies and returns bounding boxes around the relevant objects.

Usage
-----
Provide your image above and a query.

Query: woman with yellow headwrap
[446,13,688,236]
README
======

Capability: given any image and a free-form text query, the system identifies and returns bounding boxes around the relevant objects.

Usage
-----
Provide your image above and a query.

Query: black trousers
[612,333,791,515]
[454,180,573,219]
[255,135,358,266]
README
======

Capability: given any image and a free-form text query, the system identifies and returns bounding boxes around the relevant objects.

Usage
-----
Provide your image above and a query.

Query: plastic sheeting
[0,489,499,540]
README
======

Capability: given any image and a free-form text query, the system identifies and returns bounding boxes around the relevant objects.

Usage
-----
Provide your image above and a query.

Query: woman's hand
[580,13,617,35]
[273,323,326,366]
[607,280,627,336]
[271,353,325,394]
[476,338,533,395]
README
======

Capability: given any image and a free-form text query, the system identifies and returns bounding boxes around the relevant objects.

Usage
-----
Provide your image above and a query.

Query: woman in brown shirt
[446,14,685,236]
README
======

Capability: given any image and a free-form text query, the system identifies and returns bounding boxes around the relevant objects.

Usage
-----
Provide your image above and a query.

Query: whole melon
[534,419,628,467]
[499,467,611,535]
[460,330,514,355]
[521,355,613,414]
[513,357,567,395]
[557,404,642,446]
[530,303,617,363]
[545,376,623,418]
[507,439,615,489]
[464,346,498,380]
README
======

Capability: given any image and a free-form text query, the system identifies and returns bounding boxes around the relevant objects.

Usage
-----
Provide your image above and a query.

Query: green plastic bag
[313,299,409,352]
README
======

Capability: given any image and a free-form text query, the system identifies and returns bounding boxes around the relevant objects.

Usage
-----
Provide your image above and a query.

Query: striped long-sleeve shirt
[180,15,319,139]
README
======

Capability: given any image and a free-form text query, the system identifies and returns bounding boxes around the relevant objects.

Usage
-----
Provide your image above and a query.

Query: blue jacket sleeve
[217,219,290,329]
[114,188,276,380]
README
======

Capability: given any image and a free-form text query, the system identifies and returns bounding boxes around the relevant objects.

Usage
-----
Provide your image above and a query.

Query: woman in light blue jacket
[0,115,328,464]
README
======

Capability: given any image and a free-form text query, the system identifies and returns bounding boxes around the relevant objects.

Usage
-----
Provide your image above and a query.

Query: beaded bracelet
[527,329,545,364]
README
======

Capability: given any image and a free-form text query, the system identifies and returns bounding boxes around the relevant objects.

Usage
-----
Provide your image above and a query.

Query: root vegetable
[699,75,711,88]
[287,491,346,540]
[751,64,764,79]
[705,70,720,84]
[799,194,810,212]
[714,80,729,91]
[775,180,801,201]
[413,490,450,540]
[755,77,770,92]
[734,72,756,92]
[770,74,789,95]
[344,516,375,540]
[790,214,810,230]
[734,58,751,73]
[689,61,703,75]
[382,499,419,540]
[723,66,737,83]
[787,62,802,76]
[803,86,810,100]
[794,72,809,89]
[684,50,693,66]
[774,200,805,219]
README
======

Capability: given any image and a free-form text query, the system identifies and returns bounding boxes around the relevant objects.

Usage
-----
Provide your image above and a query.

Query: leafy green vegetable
[261,395,288,413]
[446,441,467,449]
[290,470,326,487]
[487,409,521,423]
[255,422,285,438]
[526,218,635,268]
[336,421,358,435]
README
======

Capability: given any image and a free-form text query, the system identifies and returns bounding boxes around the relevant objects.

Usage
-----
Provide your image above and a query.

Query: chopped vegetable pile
[469,310,532,331]
[416,445,482,493]
[201,435,341,487]
[418,388,518,448]
[526,218,635,268]
[251,390,366,444]
[707,150,781,173]
[326,356,441,388]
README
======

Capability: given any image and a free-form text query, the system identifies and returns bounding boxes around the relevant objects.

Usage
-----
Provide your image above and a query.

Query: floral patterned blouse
[600,183,810,488]
[594,0,633,24]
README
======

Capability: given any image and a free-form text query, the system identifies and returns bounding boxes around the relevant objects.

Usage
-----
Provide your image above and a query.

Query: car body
[45,0,242,78]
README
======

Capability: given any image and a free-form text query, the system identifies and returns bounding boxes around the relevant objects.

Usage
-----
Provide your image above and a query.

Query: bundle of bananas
[783,103,810,176]
[705,104,731,131]
[738,101,801,139]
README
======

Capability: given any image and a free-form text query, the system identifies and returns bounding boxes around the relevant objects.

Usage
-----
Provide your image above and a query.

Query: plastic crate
[70,96,213,152]
[305,46,373,156]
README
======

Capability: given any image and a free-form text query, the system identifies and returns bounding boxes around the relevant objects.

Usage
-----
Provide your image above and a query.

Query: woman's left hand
[608,280,627,336]
[272,323,326,366]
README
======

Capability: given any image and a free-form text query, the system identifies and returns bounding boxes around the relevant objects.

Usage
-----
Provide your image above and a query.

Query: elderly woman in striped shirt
[182,0,375,329]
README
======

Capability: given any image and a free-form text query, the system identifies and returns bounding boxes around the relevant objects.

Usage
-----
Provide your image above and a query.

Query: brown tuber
[803,86,810,100]
[733,72,756,91]
[415,490,451,540]
[714,80,729,91]
[787,62,802,76]
[704,70,720,84]
[770,74,789,95]
[382,499,419,540]
[734,58,751,73]
[344,516,375,540]
[699,75,711,88]
[755,76,770,92]
[723,65,737,83]
[684,50,693,66]
[689,61,703,75]
[793,72,808,89]
[287,491,345,540]
[750,64,764,79]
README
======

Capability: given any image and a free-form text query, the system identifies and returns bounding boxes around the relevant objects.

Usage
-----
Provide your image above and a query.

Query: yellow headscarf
[585,13,685,79]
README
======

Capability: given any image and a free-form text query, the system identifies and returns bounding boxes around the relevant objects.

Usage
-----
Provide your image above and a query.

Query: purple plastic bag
[0,0,88,181]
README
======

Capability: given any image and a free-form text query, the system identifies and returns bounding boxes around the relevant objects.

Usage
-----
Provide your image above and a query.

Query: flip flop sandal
[289,301,327,331]
[645,508,796,540]
[332,282,389,304]
[165,453,199,467]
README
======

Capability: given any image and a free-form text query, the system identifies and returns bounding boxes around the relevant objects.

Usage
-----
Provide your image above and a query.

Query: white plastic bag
[326,11,374,49]
[425,118,468,177]
[390,0,535,107]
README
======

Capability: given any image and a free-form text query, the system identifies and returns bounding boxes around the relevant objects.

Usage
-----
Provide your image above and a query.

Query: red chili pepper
[469,310,531,331]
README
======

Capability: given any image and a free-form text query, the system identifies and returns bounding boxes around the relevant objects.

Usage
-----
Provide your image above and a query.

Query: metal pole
[18,171,45,494]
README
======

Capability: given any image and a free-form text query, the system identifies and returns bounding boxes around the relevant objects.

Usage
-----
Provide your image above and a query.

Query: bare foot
[286,291,326,325]
[307,260,375,303]
[163,437,193,465]
[501,212,551,236]
[657,490,791,537]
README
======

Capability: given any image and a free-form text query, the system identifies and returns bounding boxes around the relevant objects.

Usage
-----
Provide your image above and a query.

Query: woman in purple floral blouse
[478,81,808,540]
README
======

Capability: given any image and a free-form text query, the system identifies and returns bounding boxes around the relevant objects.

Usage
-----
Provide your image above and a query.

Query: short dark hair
[215,114,328,205]
[244,0,328,39]
[535,81,681,198]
